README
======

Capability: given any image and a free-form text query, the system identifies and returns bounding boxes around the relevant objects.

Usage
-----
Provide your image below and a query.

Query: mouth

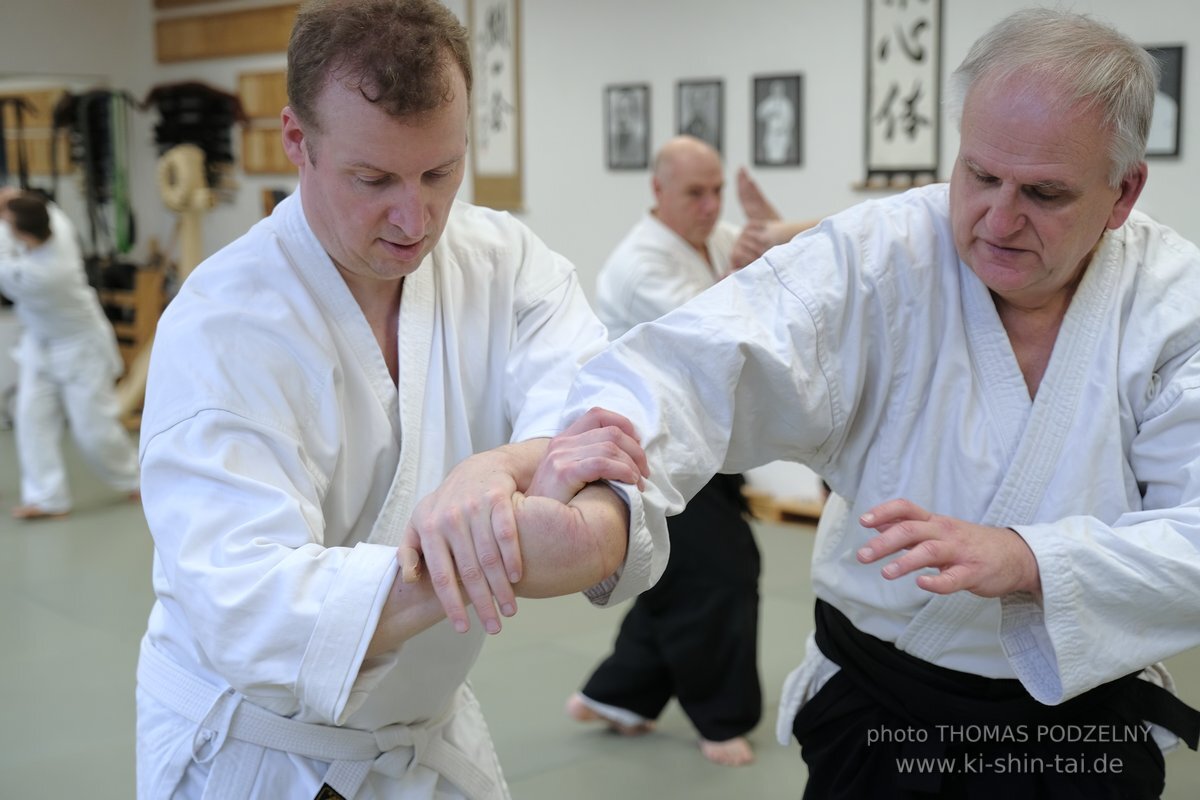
[380,238,424,261]
[978,238,1028,259]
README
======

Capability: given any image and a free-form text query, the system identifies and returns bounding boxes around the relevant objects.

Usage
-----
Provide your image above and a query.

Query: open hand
[856,498,1041,598]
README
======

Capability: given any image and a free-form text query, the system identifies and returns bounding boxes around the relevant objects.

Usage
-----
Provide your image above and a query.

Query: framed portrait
[1145,45,1184,158]
[864,0,942,184]
[605,83,650,170]
[676,79,723,153]
[752,74,802,167]
[469,0,523,210]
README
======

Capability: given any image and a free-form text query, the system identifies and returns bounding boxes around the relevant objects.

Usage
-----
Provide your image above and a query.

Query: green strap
[111,93,133,254]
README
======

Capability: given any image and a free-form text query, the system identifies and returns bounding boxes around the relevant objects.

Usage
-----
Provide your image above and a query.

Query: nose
[983,186,1025,239]
[387,184,427,241]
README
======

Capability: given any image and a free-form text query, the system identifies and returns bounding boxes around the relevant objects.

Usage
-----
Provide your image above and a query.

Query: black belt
[813,598,1200,750]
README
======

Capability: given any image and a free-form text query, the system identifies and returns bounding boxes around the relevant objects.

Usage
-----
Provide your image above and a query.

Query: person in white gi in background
[0,189,140,520]
[569,135,777,767]
[542,9,1200,799]
[134,1,652,798]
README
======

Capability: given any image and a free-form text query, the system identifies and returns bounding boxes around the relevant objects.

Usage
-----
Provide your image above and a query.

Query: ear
[1106,162,1148,230]
[280,106,309,169]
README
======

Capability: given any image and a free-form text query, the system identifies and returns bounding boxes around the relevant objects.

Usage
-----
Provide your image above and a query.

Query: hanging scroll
[469,0,523,211]
[864,0,941,186]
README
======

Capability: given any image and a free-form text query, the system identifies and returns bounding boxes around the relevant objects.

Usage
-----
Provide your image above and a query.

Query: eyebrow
[963,158,1074,194]
[345,154,463,174]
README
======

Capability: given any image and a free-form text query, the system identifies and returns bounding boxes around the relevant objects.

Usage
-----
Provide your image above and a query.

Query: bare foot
[565,693,654,736]
[128,489,142,504]
[11,504,69,521]
[699,736,755,766]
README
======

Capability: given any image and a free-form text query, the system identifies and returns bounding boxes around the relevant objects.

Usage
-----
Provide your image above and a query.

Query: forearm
[369,483,628,654]
[769,219,819,244]
[366,572,446,657]
[513,483,629,598]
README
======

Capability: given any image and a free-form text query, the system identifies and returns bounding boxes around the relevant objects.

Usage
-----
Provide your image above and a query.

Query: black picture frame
[605,83,650,170]
[676,79,723,154]
[752,74,802,167]
[1145,45,1184,158]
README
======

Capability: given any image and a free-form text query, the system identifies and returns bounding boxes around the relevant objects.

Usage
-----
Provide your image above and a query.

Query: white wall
[519,0,1200,299]
[1,0,1198,294]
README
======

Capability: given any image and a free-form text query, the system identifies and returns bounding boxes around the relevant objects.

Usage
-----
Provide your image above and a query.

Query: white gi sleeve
[1006,350,1200,704]
[141,408,400,725]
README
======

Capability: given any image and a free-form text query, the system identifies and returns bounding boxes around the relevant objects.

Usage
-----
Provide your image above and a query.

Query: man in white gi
[134,2,651,798]
[568,135,765,766]
[0,189,140,519]
[551,9,1200,799]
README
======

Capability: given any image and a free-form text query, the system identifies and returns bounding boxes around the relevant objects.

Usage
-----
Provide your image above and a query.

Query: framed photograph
[752,74,802,167]
[676,79,723,153]
[605,83,650,170]
[1145,45,1184,158]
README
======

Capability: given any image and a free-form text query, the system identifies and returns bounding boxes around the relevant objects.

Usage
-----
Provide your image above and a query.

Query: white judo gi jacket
[594,213,738,339]
[0,205,122,380]
[561,183,1200,748]
[0,205,136,509]
[135,191,654,799]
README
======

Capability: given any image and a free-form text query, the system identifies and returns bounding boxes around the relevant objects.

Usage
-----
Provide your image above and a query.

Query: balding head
[651,135,724,249]
[654,135,721,183]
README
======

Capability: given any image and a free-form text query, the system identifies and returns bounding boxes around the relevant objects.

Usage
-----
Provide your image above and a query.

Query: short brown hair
[5,193,51,243]
[287,0,472,133]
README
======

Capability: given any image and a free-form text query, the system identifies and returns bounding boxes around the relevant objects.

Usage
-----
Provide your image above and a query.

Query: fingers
[731,221,773,269]
[491,495,523,586]
[404,493,524,635]
[560,408,649,479]
[856,518,922,564]
[855,509,1014,597]
[398,525,422,582]
[736,167,781,221]
[530,410,650,503]
[455,498,512,634]
[566,407,642,443]
[398,545,422,583]
[417,514,473,633]
[530,427,647,502]
[859,498,931,530]
[916,567,969,595]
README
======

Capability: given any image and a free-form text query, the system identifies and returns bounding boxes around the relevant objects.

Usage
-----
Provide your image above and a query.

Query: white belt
[137,636,499,799]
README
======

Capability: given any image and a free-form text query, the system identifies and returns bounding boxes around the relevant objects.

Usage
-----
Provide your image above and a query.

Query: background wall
[518,0,1199,296]
[0,0,1196,296]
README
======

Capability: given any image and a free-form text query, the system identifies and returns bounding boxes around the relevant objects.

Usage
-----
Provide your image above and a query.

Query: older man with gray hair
[549,9,1200,798]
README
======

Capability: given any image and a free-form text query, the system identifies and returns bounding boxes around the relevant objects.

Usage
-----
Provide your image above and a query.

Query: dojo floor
[1,428,1198,798]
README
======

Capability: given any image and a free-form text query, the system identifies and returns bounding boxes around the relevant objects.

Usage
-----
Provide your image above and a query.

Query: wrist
[498,438,550,491]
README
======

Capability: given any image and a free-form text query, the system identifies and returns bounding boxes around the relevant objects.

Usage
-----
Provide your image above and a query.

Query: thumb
[398,526,423,583]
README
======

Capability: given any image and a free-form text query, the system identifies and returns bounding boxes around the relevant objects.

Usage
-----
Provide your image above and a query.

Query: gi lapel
[897,239,1122,660]
[367,261,435,546]
[277,191,436,548]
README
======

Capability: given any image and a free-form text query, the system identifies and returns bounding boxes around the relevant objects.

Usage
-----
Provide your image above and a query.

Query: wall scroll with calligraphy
[864,0,941,185]
[469,0,523,210]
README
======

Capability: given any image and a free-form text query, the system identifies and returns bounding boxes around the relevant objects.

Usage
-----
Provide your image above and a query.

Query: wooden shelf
[155,4,298,63]
[0,87,75,177]
[99,268,165,372]
[742,487,824,526]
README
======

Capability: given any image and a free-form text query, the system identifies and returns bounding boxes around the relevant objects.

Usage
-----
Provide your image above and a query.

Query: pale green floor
[1,428,1197,798]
